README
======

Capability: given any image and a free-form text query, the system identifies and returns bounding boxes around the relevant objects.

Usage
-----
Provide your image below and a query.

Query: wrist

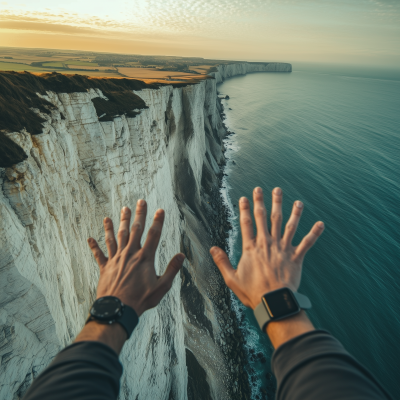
[265,311,315,349]
[75,320,127,355]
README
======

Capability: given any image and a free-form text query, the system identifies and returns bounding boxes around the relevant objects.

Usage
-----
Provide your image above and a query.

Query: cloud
[0,19,115,37]
[1,0,399,40]
[0,0,274,39]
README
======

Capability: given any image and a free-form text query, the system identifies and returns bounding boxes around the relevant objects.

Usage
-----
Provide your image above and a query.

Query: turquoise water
[219,65,400,399]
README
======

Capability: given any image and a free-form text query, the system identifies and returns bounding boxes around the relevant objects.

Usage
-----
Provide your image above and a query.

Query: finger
[294,221,325,260]
[117,207,131,250]
[210,246,235,288]
[104,217,117,258]
[128,199,147,252]
[239,197,254,248]
[270,187,283,240]
[156,253,185,293]
[282,201,304,248]
[142,209,165,256]
[253,187,270,242]
[87,238,107,268]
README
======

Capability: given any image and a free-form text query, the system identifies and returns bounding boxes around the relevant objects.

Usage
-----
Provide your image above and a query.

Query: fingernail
[177,254,185,262]
[240,197,247,203]
[122,206,129,214]
[104,217,110,223]
[138,199,145,206]
[296,201,303,208]
[255,187,262,194]
[318,222,325,228]
[274,187,282,195]
[210,247,218,255]
[155,208,164,215]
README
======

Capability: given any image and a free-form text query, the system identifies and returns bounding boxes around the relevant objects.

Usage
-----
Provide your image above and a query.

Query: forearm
[22,340,123,400]
[270,329,391,400]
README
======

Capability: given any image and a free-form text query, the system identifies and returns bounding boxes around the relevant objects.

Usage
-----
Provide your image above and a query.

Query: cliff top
[0,71,208,168]
[0,71,158,167]
[0,71,160,134]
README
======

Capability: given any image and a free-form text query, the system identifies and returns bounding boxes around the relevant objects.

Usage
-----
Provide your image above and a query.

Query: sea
[218,63,400,399]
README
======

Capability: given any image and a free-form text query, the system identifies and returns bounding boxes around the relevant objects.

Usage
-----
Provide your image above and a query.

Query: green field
[42,61,65,67]
[0,62,120,77]
[63,69,120,77]
[41,60,99,68]
[0,62,47,72]
[65,60,98,66]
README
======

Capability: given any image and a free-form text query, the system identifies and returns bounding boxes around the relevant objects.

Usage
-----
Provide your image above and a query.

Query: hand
[210,187,324,310]
[88,200,185,317]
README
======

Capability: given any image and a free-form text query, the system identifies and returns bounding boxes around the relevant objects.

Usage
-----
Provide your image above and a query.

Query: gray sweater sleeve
[22,341,122,400]
[271,330,392,400]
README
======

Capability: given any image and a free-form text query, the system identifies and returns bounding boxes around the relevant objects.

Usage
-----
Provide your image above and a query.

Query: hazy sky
[1,0,399,66]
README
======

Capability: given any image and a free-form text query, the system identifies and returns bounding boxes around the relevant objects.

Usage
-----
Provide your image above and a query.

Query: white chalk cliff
[0,62,291,400]
[210,62,292,84]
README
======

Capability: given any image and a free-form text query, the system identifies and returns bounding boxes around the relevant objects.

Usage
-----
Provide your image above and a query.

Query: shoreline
[205,99,252,399]
[213,92,262,399]
[216,86,277,399]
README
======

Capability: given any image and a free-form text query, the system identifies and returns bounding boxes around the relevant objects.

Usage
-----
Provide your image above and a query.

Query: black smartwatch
[253,287,311,331]
[86,296,139,339]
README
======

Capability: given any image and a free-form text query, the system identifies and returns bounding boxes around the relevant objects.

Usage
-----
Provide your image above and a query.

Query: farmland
[0,46,229,82]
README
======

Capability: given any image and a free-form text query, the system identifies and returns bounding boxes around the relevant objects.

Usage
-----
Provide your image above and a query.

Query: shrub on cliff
[0,71,163,135]
[0,131,28,168]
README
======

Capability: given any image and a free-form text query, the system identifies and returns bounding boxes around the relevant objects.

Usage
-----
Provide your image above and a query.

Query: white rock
[210,62,292,84]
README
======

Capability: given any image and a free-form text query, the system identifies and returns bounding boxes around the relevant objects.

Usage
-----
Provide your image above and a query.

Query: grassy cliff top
[0,70,205,167]
[0,71,161,134]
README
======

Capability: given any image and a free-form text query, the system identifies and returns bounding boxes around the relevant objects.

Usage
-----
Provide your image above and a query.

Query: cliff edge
[0,62,291,400]
[211,62,292,84]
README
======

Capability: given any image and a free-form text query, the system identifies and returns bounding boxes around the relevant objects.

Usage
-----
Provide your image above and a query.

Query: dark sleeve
[272,330,392,400]
[22,341,123,400]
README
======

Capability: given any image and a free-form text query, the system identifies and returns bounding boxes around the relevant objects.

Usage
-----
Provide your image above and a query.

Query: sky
[0,0,399,67]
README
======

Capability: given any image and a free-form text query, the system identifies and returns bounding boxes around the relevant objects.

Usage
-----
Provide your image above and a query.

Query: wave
[220,100,268,399]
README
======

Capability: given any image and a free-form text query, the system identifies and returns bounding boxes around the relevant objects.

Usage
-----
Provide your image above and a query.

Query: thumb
[210,246,235,288]
[156,253,185,294]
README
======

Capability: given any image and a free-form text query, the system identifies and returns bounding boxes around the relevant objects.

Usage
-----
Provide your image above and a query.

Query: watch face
[91,296,122,320]
[263,288,300,319]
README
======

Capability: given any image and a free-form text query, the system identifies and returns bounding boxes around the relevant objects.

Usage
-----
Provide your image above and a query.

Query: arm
[23,200,185,400]
[211,187,390,400]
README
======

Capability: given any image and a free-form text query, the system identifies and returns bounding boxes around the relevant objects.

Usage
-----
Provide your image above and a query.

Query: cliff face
[0,62,291,400]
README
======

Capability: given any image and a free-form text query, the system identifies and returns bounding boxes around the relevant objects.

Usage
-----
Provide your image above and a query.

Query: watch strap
[293,292,312,309]
[253,291,311,332]
[118,305,139,339]
[254,301,271,332]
